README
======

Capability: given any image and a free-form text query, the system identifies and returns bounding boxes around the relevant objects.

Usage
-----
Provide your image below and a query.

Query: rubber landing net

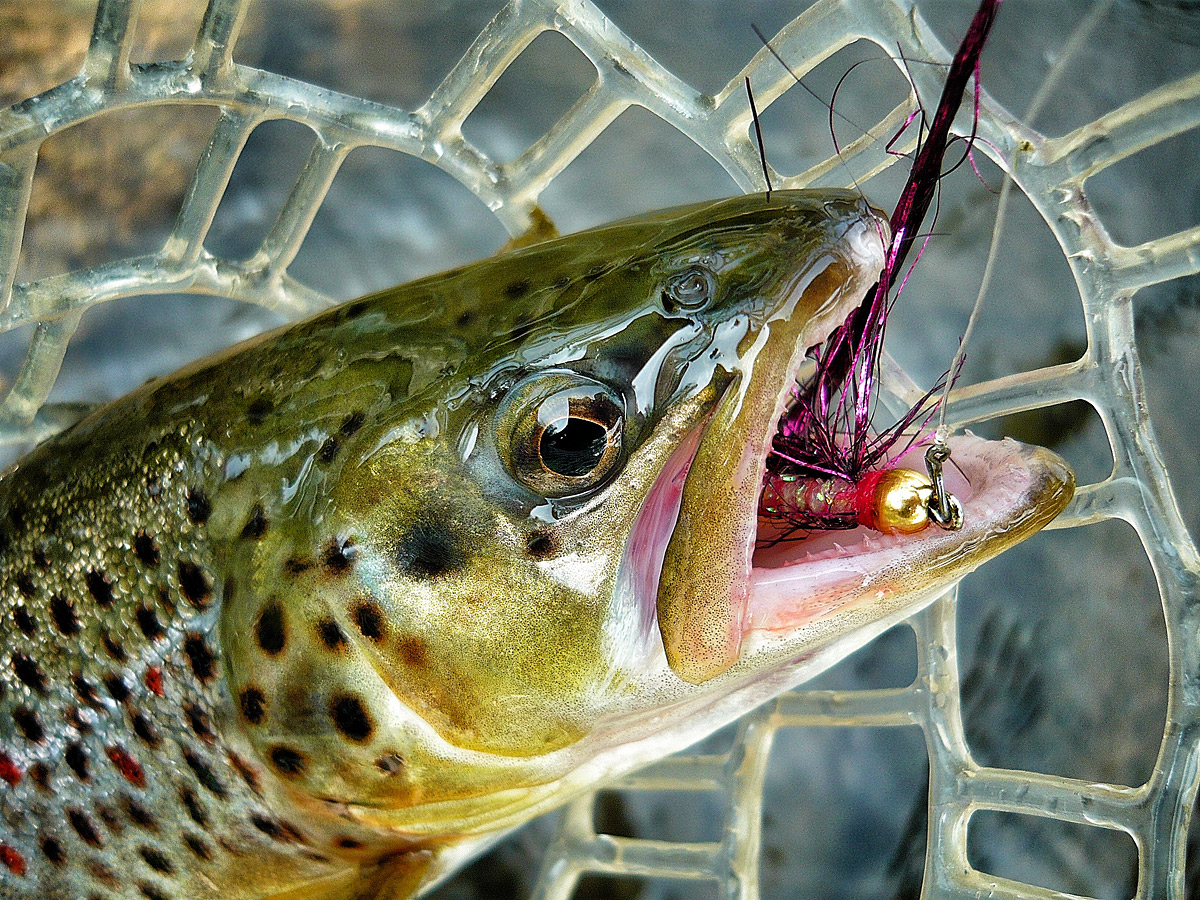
[0,1,1198,898]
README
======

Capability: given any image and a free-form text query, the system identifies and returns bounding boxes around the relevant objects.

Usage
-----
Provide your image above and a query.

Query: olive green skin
[0,191,889,899]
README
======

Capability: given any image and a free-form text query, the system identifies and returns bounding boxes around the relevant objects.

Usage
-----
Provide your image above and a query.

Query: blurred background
[0,1,1197,897]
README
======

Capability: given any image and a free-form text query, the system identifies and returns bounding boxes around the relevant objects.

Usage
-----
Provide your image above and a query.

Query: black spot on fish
[73,674,102,708]
[101,629,127,662]
[584,263,608,282]
[525,529,557,559]
[352,600,386,643]
[146,473,162,498]
[130,711,161,748]
[68,809,103,846]
[186,488,211,524]
[7,503,25,530]
[178,560,212,609]
[39,836,65,865]
[183,747,226,797]
[340,411,365,436]
[255,602,286,655]
[324,536,357,574]
[180,785,208,827]
[104,673,130,704]
[96,802,123,834]
[317,436,340,464]
[134,532,160,567]
[241,505,269,539]
[12,607,35,637]
[87,859,119,887]
[184,633,217,682]
[31,545,50,570]
[123,794,158,831]
[227,751,262,794]
[283,556,312,576]
[329,695,373,743]
[138,881,170,900]
[269,746,307,777]
[336,837,364,849]
[139,846,175,875]
[239,688,266,725]
[183,702,216,743]
[455,308,477,329]
[343,299,369,320]
[395,518,466,579]
[250,814,285,840]
[51,594,81,635]
[183,834,212,861]
[246,397,274,425]
[65,742,89,781]
[28,762,49,790]
[85,569,114,607]
[503,277,532,300]
[13,707,44,743]
[11,653,45,693]
[66,706,93,733]
[15,572,34,598]
[316,619,347,652]
[136,606,165,642]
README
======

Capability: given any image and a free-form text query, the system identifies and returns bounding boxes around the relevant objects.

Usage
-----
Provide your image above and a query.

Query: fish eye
[497,373,625,498]
[662,265,716,313]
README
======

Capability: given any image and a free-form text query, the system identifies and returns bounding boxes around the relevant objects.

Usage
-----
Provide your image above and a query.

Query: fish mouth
[645,215,1075,685]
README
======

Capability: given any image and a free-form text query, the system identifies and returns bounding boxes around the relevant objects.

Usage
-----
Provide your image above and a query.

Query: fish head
[218,189,1072,841]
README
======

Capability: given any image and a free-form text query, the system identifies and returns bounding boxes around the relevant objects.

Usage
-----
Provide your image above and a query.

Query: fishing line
[934,0,1114,447]
[745,78,773,201]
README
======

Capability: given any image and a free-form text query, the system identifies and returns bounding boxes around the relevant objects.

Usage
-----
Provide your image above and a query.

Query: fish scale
[0,285,453,897]
[0,406,384,898]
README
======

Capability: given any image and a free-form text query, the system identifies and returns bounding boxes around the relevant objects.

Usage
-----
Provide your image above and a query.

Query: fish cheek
[336,451,611,757]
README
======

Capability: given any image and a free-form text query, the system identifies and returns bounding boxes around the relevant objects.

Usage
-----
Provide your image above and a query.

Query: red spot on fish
[0,845,26,876]
[106,745,146,788]
[144,666,164,697]
[0,753,21,786]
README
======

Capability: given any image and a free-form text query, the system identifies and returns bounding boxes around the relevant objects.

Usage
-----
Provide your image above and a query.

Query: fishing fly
[756,0,1002,541]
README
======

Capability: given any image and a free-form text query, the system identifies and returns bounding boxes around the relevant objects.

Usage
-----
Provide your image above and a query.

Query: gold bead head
[870,468,934,534]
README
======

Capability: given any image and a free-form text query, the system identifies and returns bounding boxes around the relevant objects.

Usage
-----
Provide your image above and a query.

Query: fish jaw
[655,212,889,684]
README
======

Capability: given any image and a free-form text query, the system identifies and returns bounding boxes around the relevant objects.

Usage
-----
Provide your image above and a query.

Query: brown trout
[0,190,1073,899]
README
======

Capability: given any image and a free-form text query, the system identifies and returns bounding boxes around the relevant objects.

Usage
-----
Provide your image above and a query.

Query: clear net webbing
[1,1,1198,897]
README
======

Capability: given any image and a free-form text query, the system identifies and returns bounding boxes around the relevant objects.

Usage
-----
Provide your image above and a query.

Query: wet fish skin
[0,191,890,899]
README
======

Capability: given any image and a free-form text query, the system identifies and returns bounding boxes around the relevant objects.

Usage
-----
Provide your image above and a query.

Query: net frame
[0,1,1198,897]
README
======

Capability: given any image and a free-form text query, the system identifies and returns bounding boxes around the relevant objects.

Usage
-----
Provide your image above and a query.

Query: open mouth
[640,209,1075,684]
[636,389,1074,683]
[745,433,1074,634]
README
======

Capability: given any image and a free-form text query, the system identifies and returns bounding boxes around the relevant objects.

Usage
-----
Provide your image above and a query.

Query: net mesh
[1,1,1197,897]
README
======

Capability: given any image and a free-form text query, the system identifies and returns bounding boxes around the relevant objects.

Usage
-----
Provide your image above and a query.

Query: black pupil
[540,418,608,477]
